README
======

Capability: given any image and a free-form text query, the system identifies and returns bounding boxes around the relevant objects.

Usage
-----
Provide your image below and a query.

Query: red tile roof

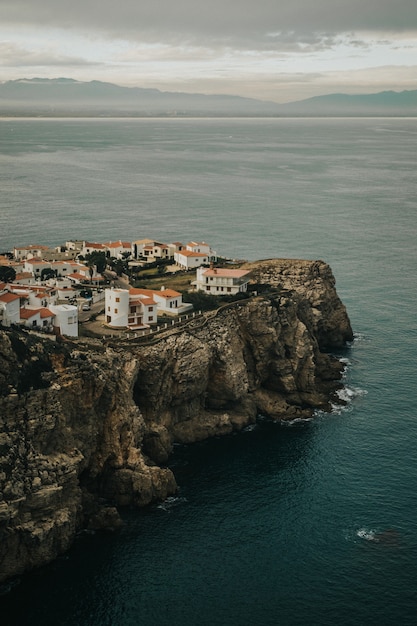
[178,250,208,257]
[203,268,251,278]
[0,292,20,303]
[157,289,181,298]
[19,308,40,319]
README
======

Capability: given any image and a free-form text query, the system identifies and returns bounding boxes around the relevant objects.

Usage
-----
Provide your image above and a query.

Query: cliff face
[0,259,352,583]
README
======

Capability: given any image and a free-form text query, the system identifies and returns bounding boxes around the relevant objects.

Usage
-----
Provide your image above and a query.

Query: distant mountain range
[0,78,416,117]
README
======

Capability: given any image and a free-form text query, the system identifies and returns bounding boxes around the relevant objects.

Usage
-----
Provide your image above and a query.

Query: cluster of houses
[0,238,252,336]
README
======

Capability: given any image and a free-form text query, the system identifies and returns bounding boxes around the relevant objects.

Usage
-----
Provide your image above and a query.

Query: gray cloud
[0,42,97,68]
[2,0,417,50]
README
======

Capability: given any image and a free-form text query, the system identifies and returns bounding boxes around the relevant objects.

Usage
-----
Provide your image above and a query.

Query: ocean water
[1,117,417,625]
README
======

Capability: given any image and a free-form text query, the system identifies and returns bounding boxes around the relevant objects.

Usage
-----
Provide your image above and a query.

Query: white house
[0,292,21,326]
[14,272,36,285]
[147,287,193,316]
[185,241,216,260]
[52,278,78,301]
[131,239,156,259]
[23,258,52,278]
[13,245,50,261]
[81,242,106,256]
[105,286,193,329]
[195,267,252,295]
[19,307,55,331]
[8,285,58,308]
[103,241,132,259]
[49,304,78,337]
[66,261,104,285]
[105,288,157,329]
[174,250,210,270]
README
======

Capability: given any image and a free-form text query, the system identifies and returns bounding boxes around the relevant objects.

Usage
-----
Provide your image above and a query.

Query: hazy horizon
[0,1,416,104]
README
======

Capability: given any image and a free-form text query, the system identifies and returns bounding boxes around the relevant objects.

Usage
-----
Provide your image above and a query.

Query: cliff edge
[0,259,353,583]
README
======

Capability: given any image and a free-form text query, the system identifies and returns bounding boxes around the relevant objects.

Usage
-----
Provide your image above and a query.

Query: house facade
[49,304,78,337]
[0,292,21,326]
[195,267,251,295]
[174,250,209,270]
[105,286,192,329]
[105,288,157,329]
[13,245,50,261]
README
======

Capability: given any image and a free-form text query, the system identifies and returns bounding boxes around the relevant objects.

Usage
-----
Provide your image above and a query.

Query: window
[130,306,136,314]
[116,297,120,303]
[149,306,153,312]
[149,316,154,321]
[114,308,118,314]
[227,287,232,292]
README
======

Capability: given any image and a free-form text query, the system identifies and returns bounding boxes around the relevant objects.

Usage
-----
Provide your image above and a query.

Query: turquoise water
[1,118,417,625]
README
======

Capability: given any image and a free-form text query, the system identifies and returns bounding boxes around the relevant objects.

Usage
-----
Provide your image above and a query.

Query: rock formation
[0,259,353,583]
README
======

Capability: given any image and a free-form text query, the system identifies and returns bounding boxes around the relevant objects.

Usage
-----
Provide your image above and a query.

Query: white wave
[356,528,379,542]
[332,386,368,413]
[157,496,188,512]
[243,423,258,432]
[352,331,370,343]
[280,417,313,427]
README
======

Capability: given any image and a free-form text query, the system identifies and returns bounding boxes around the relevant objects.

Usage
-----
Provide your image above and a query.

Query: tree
[41,268,57,281]
[84,251,106,274]
[0,266,16,283]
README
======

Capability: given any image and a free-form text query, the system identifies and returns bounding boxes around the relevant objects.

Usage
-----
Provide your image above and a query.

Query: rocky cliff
[0,259,353,583]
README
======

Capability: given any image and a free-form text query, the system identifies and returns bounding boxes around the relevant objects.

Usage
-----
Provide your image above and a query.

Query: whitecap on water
[242,423,258,432]
[356,528,378,542]
[157,496,188,512]
[331,385,368,413]
[280,417,313,427]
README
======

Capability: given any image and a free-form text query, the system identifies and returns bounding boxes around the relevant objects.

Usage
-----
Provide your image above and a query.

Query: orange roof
[84,242,105,249]
[0,292,20,303]
[203,268,250,278]
[157,289,181,298]
[68,272,86,280]
[14,245,49,251]
[40,308,54,319]
[15,272,33,280]
[129,288,156,305]
[104,241,131,248]
[179,250,208,257]
[20,308,40,319]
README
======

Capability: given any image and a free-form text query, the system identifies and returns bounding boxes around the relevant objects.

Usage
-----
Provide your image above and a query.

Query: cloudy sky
[0,0,416,102]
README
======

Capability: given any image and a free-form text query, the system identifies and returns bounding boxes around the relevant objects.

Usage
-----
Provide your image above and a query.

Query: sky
[0,0,416,103]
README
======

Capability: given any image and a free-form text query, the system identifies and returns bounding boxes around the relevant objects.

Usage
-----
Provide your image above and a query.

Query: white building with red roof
[105,286,193,329]
[195,266,251,295]
[0,291,21,326]
[102,240,132,259]
[105,288,157,329]
[174,249,210,270]
[49,304,78,337]
[13,244,50,261]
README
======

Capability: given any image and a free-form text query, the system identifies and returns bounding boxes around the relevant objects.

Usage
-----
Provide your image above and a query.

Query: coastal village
[0,238,252,338]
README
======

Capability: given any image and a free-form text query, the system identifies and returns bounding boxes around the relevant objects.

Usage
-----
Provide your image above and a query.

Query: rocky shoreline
[0,258,353,583]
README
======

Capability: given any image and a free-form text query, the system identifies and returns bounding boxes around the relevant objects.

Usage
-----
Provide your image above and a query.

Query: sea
[0,117,416,626]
